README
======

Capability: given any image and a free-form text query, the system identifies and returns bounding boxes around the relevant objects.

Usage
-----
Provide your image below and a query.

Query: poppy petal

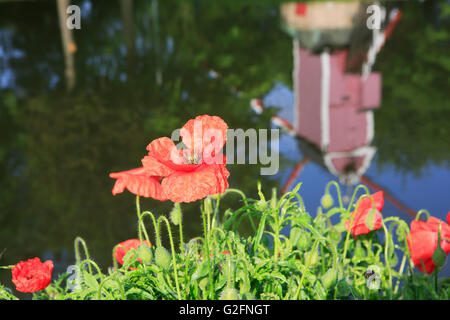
[180,115,228,150]
[161,164,229,203]
[407,230,438,274]
[109,167,167,200]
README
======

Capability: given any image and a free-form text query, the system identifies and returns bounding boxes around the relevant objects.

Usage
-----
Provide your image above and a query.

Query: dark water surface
[0,0,449,294]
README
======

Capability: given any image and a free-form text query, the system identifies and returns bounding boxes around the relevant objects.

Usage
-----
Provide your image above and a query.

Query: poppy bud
[328,229,341,243]
[321,268,338,289]
[305,249,319,266]
[321,194,334,209]
[137,244,153,265]
[219,288,240,300]
[364,209,379,231]
[170,206,182,226]
[289,227,302,246]
[155,246,171,270]
[432,245,446,269]
[297,232,310,250]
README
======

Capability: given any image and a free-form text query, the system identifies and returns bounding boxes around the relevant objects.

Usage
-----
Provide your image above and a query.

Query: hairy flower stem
[325,181,344,208]
[202,199,214,299]
[157,216,182,299]
[175,203,185,256]
[381,221,393,298]
[74,237,92,274]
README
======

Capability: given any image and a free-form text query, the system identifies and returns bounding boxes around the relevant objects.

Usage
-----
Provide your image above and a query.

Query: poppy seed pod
[155,247,171,270]
[321,194,333,209]
[321,268,338,289]
[219,288,240,300]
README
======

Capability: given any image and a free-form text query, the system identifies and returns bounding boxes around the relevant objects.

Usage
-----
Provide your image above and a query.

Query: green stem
[136,196,143,243]
[325,181,344,209]
[74,237,92,274]
[141,210,161,247]
[202,199,214,299]
[341,185,372,264]
[381,221,393,298]
[295,239,320,299]
[176,203,185,256]
[157,216,182,300]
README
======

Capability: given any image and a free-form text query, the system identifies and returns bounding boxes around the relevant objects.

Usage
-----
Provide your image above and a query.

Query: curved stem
[157,216,182,299]
[325,181,344,209]
[141,210,161,247]
[74,237,92,274]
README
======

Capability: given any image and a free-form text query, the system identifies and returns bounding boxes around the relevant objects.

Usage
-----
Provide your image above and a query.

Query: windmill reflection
[252,1,412,214]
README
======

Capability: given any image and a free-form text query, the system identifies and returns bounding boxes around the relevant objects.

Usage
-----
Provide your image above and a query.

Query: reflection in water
[0,0,449,291]
[282,1,393,186]
[255,2,413,216]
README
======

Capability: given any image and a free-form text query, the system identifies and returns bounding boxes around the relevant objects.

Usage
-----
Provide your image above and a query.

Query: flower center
[183,151,202,165]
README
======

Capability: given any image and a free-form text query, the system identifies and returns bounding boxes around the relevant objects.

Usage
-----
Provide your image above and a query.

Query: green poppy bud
[169,205,182,226]
[432,245,447,269]
[321,194,333,209]
[297,232,310,250]
[137,244,153,265]
[289,227,302,247]
[328,228,341,243]
[364,208,379,231]
[305,249,319,266]
[219,288,240,300]
[155,246,171,270]
[321,268,338,289]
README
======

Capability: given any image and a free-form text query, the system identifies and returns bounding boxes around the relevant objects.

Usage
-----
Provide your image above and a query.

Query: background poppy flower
[114,239,151,265]
[345,191,384,236]
[110,115,230,203]
[407,212,450,274]
[11,257,53,293]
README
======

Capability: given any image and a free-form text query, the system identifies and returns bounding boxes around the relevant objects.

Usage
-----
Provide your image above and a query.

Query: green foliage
[2,181,449,300]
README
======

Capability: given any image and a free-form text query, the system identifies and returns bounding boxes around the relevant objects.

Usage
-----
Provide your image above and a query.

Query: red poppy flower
[345,191,384,236]
[407,212,450,274]
[110,115,230,203]
[114,239,151,265]
[11,257,53,293]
